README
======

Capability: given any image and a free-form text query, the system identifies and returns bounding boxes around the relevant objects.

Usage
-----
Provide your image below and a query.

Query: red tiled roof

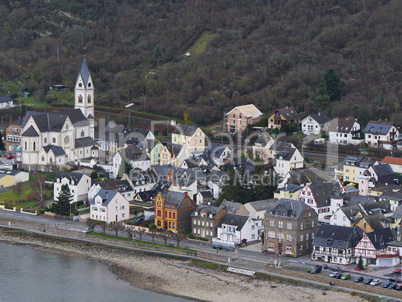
[382,156,402,165]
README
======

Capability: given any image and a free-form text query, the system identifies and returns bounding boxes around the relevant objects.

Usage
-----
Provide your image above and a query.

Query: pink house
[226,104,263,133]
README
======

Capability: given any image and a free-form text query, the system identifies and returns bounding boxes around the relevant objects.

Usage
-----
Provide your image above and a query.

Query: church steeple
[75,57,94,120]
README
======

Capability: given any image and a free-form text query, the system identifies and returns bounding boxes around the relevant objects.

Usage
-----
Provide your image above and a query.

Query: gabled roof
[90,189,119,206]
[173,124,199,136]
[97,179,134,192]
[273,106,302,121]
[161,191,188,208]
[382,156,402,166]
[166,143,184,156]
[283,168,330,186]
[266,198,313,219]
[221,200,243,214]
[221,213,249,229]
[365,228,396,250]
[226,104,263,118]
[43,145,66,156]
[308,181,341,206]
[312,224,361,249]
[303,112,331,125]
[0,96,12,103]
[328,116,358,133]
[275,147,296,161]
[193,204,222,216]
[254,135,271,148]
[55,172,87,183]
[77,57,91,87]
[199,191,213,198]
[22,109,89,131]
[372,163,395,183]
[246,198,277,212]
[364,121,395,135]
[75,137,97,148]
[21,125,39,137]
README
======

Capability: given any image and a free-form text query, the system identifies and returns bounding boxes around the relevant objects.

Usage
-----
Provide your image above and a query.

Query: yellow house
[0,170,30,189]
[171,124,205,153]
[274,184,303,199]
[343,164,358,183]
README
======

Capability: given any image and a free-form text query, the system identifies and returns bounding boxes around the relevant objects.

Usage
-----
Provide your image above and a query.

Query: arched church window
[88,83,91,87]
[79,83,82,87]
[41,156,45,162]
[25,142,27,151]
[81,130,85,137]
[78,95,83,103]
[88,95,91,104]
[33,142,36,151]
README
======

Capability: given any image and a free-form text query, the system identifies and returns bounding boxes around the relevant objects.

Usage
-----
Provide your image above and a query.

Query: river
[0,243,191,302]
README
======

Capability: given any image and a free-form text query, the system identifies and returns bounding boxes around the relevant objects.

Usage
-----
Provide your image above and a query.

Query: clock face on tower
[64,136,70,144]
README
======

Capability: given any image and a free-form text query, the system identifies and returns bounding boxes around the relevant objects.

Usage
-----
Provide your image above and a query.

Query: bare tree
[31,174,47,207]
[14,181,24,202]
[134,227,146,241]
[171,231,187,248]
[86,219,98,233]
[108,222,124,238]
[149,228,158,243]
[125,225,135,240]
[98,221,107,234]
[158,229,172,245]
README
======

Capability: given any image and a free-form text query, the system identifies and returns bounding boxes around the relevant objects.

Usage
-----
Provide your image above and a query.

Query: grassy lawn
[186,31,218,56]
[0,186,33,202]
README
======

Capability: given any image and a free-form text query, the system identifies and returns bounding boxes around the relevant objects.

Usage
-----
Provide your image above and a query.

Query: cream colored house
[171,124,205,153]
[0,170,29,189]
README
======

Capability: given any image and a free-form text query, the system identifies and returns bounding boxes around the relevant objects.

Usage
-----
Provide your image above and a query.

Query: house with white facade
[328,116,363,145]
[364,121,400,150]
[215,213,259,246]
[244,199,277,220]
[382,156,402,174]
[111,145,151,178]
[0,96,14,109]
[252,135,275,164]
[90,189,130,223]
[171,124,206,153]
[272,142,304,177]
[301,112,331,135]
[54,172,92,202]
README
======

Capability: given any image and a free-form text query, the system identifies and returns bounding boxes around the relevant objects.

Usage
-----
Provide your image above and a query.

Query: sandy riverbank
[0,231,368,302]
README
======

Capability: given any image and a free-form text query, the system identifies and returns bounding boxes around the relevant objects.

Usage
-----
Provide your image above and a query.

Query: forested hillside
[0,0,400,126]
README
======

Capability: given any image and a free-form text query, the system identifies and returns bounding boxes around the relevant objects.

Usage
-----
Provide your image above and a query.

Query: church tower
[75,57,95,138]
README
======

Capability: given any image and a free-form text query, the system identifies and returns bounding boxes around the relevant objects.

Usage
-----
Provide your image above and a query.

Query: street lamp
[125,103,134,130]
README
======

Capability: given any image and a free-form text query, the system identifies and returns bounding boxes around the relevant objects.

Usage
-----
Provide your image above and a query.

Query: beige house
[171,124,205,153]
[0,170,29,189]
[225,104,263,133]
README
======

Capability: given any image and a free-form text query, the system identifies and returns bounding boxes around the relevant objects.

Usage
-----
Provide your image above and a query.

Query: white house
[0,96,14,109]
[364,121,400,150]
[328,116,363,145]
[273,142,304,177]
[215,213,259,246]
[244,199,276,220]
[54,172,92,202]
[382,156,402,174]
[111,145,151,178]
[301,112,331,135]
[90,189,130,223]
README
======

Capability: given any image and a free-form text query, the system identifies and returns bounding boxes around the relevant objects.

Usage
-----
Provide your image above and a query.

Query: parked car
[389,278,402,283]
[353,276,364,283]
[383,281,394,288]
[388,283,398,290]
[395,284,402,291]
[329,272,342,278]
[82,228,92,233]
[6,154,14,159]
[363,278,374,285]
[334,272,343,279]
[310,266,322,274]
[395,268,402,274]
[340,273,351,280]
[370,279,381,286]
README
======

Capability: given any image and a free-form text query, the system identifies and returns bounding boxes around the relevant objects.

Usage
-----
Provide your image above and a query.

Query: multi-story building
[268,106,302,129]
[171,124,205,153]
[364,121,401,150]
[225,104,263,133]
[5,118,22,155]
[301,112,331,136]
[263,198,318,258]
[90,189,130,223]
[328,116,363,145]
[191,204,227,239]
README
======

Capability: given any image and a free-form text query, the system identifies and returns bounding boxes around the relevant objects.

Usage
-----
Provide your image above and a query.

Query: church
[20,58,98,171]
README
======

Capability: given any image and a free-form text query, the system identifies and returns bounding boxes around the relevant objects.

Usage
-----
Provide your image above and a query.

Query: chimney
[105,191,109,200]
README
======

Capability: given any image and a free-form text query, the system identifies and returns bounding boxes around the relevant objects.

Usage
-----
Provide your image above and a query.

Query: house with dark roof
[154,190,196,232]
[99,121,129,154]
[312,224,362,264]
[274,184,304,200]
[272,142,304,177]
[244,199,277,220]
[20,58,97,170]
[278,167,330,189]
[298,180,344,222]
[90,189,130,223]
[220,200,249,216]
[192,204,227,239]
[159,143,191,167]
[358,163,396,196]
[53,172,92,202]
[263,198,318,258]
[171,124,206,153]
[354,227,398,266]
[195,190,213,205]
[301,112,331,135]
[0,96,14,109]
[111,144,151,178]
[252,135,275,164]
[364,121,400,150]
[215,213,259,246]
[328,116,363,145]
[268,106,303,129]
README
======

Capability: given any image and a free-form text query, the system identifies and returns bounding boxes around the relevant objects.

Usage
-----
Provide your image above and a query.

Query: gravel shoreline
[0,230,368,302]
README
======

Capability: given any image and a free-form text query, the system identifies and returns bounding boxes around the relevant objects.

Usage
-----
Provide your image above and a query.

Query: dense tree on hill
[0,0,399,127]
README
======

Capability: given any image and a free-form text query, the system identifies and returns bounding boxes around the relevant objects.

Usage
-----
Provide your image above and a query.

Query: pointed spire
[78,57,90,87]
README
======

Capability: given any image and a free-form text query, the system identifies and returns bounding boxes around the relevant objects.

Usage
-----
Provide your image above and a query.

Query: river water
[0,243,191,302]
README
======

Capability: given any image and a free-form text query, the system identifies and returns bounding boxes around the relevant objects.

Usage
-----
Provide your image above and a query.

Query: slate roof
[275,184,304,194]
[43,145,66,156]
[161,191,188,209]
[193,204,222,216]
[275,147,296,161]
[90,189,119,206]
[21,125,39,137]
[282,168,330,186]
[308,181,341,206]
[308,112,331,125]
[97,179,134,192]
[0,169,26,176]
[266,198,312,219]
[364,121,395,135]
[22,109,89,131]
[365,228,396,250]
[328,116,358,133]
[312,224,361,249]
[173,124,199,136]
[199,191,213,199]
[166,143,184,156]
[247,198,277,212]
[275,107,302,121]
[78,57,91,87]
[372,164,395,184]
[343,193,376,206]
[55,172,86,183]
[0,96,12,103]
[221,213,249,229]
[221,200,243,213]
[254,135,271,147]
[75,137,97,148]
